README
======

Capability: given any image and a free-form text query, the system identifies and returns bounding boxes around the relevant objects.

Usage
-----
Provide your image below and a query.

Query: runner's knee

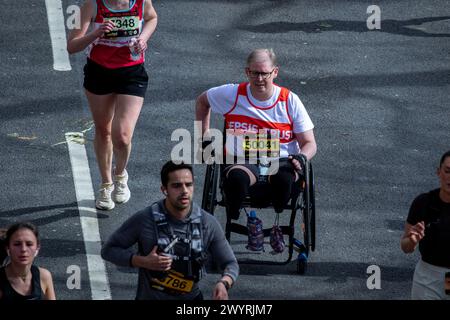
[112,132,132,148]
[95,126,112,141]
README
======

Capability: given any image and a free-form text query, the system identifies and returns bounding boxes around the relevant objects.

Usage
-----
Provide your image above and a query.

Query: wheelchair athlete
[196,48,317,219]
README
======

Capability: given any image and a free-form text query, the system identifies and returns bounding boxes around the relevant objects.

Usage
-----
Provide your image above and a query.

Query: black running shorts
[83,58,148,97]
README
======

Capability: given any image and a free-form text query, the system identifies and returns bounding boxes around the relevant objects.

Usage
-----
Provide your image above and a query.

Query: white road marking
[45,0,72,71]
[66,133,112,300]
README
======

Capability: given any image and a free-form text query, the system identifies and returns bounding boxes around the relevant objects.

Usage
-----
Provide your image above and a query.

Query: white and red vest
[224,82,300,160]
[87,0,145,68]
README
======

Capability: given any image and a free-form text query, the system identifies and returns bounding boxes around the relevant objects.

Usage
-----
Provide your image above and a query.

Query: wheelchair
[201,154,316,274]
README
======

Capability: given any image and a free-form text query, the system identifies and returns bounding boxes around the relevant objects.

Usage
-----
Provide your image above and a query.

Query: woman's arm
[134,0,158,53]
[39,267,56,300]
[67,0,115,54]
[140,0,158,42]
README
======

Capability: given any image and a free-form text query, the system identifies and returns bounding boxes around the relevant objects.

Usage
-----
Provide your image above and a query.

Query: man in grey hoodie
[101,161,238,300]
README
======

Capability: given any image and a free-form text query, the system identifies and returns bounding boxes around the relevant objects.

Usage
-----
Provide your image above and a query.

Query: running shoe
[96,183,115,210]
[112,169,130,204]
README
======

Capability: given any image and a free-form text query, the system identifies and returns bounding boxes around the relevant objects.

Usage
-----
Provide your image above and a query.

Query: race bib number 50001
[104,16,140,38]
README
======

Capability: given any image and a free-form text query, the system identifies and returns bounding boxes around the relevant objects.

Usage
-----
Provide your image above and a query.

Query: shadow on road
[0,202,110,227]
[239,17,450,37]
[238,261,414,283]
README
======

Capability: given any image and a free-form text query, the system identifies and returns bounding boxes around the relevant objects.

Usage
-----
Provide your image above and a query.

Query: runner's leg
[85,90,116,184]
[223,165,257,219]
[112,94,144,175]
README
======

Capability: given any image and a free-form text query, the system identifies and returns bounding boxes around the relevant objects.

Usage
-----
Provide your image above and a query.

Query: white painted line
[78,206,99,214]
[45,0,72,71]
[66,133,112,300]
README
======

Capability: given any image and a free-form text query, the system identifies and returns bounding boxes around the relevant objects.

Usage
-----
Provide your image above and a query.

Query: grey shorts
[411,259,450,300]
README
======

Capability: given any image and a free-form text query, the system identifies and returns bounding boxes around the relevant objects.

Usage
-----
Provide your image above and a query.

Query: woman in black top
[401,150,450,300]
[0,222,55,300]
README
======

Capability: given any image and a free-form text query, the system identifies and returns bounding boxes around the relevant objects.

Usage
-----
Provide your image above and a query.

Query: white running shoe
[112,169,130,204]
[96,183,115,210]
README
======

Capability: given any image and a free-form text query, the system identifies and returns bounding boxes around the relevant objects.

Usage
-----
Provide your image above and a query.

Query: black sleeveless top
[407,188,450,268]
[0,265,43,300]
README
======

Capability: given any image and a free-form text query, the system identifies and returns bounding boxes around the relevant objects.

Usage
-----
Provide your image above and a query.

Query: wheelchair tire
[309,162,316,252]
[201,164,219,215]
[302,161,311,257]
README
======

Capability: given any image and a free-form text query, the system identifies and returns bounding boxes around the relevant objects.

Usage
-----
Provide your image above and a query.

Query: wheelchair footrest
[229,223,293,237]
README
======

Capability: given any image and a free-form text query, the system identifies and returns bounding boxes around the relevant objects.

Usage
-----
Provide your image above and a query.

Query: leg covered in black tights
[223,168,251,220]
[269,166,296,213]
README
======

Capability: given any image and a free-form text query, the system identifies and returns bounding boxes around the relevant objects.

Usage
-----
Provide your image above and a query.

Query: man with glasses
[195,48,317,220]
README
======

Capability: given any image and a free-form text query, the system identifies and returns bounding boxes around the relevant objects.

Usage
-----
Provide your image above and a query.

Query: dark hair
[161,161,193,187]
[440,150,450,167]
[0,223,39,266]
[5,222,40,246]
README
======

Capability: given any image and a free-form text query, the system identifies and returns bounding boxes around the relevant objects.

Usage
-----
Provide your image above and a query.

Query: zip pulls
[162,237,179,254]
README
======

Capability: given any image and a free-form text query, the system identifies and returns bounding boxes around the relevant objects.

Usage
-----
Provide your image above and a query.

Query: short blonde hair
[246,48,277,67]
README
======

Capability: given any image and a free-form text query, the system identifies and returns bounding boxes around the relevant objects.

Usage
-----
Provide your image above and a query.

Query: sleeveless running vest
[149,202,206,295]
[224,83,300,161]
[87,0,145,68]
[0,265,43,300]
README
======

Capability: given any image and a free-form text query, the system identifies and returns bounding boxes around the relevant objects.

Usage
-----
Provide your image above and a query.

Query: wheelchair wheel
[201,163,219,215]
[309,162,316,252]
[302,161,311,257]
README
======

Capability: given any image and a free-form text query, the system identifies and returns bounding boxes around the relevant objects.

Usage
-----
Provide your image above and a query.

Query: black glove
[289,153,307,171]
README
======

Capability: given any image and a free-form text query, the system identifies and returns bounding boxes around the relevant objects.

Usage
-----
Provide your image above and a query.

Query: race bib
[104,16,140,38]
[151,270,194,293]
[225,129,280,159]
[243,138,280,158]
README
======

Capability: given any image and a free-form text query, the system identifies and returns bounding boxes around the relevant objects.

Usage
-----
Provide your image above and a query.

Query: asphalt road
[0,0,449,301]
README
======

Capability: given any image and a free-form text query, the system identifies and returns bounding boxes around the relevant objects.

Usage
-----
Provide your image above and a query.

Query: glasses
[247,68,276,79]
